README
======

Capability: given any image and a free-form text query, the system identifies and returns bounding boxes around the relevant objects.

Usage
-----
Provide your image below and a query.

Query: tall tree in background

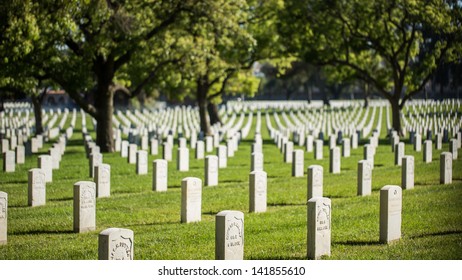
[279,0,461,134]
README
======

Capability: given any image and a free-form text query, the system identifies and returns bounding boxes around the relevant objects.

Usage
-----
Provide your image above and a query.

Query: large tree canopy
[278,0,462,134]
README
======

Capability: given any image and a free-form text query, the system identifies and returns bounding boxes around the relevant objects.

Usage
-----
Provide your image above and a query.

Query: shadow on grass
[123,220,179,227]
[221,179,242,183]
[12,229,74,236]
[268,202,306,207]
[49,197,72,202]
[334,240,382,246]
[409,230,462,239]
[4,180,27,184]
[8,204,29,209]
[203,211,220,216]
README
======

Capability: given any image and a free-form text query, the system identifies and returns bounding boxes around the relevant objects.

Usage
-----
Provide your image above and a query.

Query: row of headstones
[1,153,454,259]
[271,102,380,141]
[1,107,77,172]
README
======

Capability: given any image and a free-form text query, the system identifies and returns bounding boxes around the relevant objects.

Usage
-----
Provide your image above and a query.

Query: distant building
[44,90,74,108]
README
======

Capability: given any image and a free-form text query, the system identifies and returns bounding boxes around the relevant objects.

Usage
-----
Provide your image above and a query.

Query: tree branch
[129,58,181,98]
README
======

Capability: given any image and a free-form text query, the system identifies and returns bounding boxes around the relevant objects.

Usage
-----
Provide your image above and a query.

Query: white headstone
[89,153,103,178]
[28,168,46,206]
[98,228,134,260]
[195,140,205,159]
[181,177,202,223]
[394,142,405,166]
[121,140,129,158]
[38,155,52,182]
[206,136,213,152]
[351,133,358,149]
[73,181,96,233]
[177,147,189,171]
[217,145,227,168]
[423,140,432,163]
[414,133,422,152]
[249,170,267,213]
[215,210,244,260]
[401,156,414,190]
[152,159,168,192]
[251,143,262,154]
[380,185,402,243]
[150,139,158,155]
[162,142,172,161]
[307,165,323,200]
[190,133,197,150]
[284,141,294,163]
[3,151,15,173]
[435,133,442,150]
[251,152,264,172]
[0,192,6,245]
[95,164,111,198]
[141,135,148,151]
[205,155,219,186]
[128,144,138,164]
[342,139,350,157]
[440,152,452,184]
[136,150,148,175]
[1,139,9,154]
[363,144,374,169]
[449,139,458,159]
[49,147,61,170]
[306,135,314,152]
[329,147,341,174]
[292,149,304,177]
[227,140,235,157]
[314,140,323,160]
[357,160,372,196]
[307,197,331,259]
[15,145,25,164]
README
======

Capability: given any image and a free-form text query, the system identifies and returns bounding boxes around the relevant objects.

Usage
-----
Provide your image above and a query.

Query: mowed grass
[0,108,461,260]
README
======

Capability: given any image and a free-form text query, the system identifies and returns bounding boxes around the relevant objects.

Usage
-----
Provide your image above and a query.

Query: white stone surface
[136,150,148,175]
[98,228,134,260]
[292,149,304,177]
[181,177,202,223]
[0,191,7,245]
[423,140,432,163]
[314,140,323,160]
[307,197,331,259]
[215,210,244,260]
[380,185,402,243]
[3,150,15,173]
[357,160,372,196]
[28,168,46,206]
[73,181,96,233]
[205,155,218,186]
[440,152,452,184]
[308,165,323,200]
[38,155,52,183]
[95,164,111,198]
[152,159,168,192]
[249,170,267,213]
[329,147,341,174]
[402,156,414,190]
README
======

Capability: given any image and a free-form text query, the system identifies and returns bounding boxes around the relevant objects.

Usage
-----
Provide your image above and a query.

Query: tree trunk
[94,92,114,152]
[390,96,402,136]
[31,95,44,136]
[207,102,222,125]
[0,95,4,112]
[197,78,211,135]
[363,83,370,108]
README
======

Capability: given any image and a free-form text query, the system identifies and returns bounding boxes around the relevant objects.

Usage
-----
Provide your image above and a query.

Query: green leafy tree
[278,0,461,134]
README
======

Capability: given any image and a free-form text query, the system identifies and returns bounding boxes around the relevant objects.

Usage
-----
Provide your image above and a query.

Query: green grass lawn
[0,108,461,260]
